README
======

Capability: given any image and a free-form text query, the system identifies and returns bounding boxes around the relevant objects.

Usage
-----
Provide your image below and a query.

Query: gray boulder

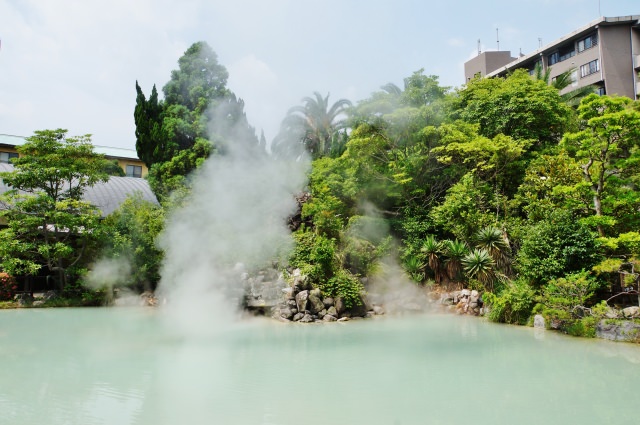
[533,314,546,329]
[596,320,640,342]
[308,289,325,314]
[348,297,368,318]
[373,305,385,315]
[622,306,640,318]
[327,306,338,317]
[323,314,338,322]
[279,307,294,320]
[295,290,309,312]
[605,308,620,319]
[323,297,335,308]
[299,313,314,323]
[292,312,304,322]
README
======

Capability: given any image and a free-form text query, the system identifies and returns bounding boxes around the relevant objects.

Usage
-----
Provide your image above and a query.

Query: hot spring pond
[0,308,638,425]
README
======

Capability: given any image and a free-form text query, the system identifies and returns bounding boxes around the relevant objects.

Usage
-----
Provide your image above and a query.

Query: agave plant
[403,254,426,283]
[462,248,496,291]
[420,235,444,284]
[475,226,512,275]
[442,239,468,283]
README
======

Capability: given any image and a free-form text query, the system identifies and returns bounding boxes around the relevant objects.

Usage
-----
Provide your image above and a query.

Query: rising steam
[156,104,309,335]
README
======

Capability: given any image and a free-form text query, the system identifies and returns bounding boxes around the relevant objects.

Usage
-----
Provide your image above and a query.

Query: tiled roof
[0,163,158,217]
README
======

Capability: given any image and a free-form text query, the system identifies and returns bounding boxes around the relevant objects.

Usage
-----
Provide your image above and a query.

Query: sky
[0,0,637,150]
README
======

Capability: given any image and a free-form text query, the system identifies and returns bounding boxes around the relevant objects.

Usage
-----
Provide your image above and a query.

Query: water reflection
[0,309,638,425]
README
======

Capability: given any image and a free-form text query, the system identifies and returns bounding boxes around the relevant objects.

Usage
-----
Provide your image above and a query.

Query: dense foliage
[135,41,259,200]
[3,43,639,333]
[0,129,109,289]
[277,67,640,334]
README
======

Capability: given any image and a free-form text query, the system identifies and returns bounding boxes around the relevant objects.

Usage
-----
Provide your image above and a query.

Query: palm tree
[273,92,352,159]
[533,63,595,107]
[475,226,512,275]
[420,235,444,285]
[380,82,403,96]
[442,239,468,284]
[461,248,496,291]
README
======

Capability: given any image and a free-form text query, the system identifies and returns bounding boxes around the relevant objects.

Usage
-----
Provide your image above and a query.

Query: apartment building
[464,15,640,99]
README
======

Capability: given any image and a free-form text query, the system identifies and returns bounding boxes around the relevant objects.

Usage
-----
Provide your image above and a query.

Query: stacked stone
[440,289,483,316]
[274,269,385,323]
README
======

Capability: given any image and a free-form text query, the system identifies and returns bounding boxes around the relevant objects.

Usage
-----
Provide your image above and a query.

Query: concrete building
[0,133,148,178]
[464,16,640,99]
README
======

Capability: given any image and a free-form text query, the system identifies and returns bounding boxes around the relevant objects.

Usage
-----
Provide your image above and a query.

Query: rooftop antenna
[538,37,543,48]
[478,39,481,55]
[496,28,500,51]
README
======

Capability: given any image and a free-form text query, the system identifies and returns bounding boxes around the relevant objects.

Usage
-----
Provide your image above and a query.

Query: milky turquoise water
[0,308,638,425]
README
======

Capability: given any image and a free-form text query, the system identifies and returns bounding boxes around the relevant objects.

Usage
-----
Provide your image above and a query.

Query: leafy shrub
[102,194,164,292]
[485,279,536,324]
[534,272,604,334]
[323,269,364,308]
[0,272,18,301]
[516,210,601,286]
[289,232,337,285]
[537,271,601,317]
[565,316,598,338]
[402,254,425,282]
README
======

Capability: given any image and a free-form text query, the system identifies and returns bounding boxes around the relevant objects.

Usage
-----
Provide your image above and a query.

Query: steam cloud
[156,110,309,335]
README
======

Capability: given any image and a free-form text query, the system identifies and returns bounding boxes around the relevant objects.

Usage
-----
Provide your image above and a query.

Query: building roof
[0,133,140,161]
[486,15,640,78]
[0,163,158,217]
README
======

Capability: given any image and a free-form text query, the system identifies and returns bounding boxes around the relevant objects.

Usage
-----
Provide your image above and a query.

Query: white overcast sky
[0,0,637,150]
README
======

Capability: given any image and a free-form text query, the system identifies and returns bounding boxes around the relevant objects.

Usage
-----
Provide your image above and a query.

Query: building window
[528,60,542,75]
[0,151,18,164]
[580,59,599,78]
[125,165,142,178]
[578,33,598,53]
[548,44,575,65]
[558,44,576,62]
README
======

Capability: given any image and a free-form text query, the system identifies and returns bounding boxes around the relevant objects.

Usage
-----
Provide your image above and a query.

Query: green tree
[102,194,164,292]
[561,94,640,236]
[458,69,571,146]
[274,92,352,158]
[163,42,230,112]
[431,120,530,198]
[401,69,448,108]
[514,150,589,221]
[430,173,497,242]
[532,63,595,107]
[516,210,601,286]
[134,82,170,167]
[136,42,258,199]
[0,129,109,289]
